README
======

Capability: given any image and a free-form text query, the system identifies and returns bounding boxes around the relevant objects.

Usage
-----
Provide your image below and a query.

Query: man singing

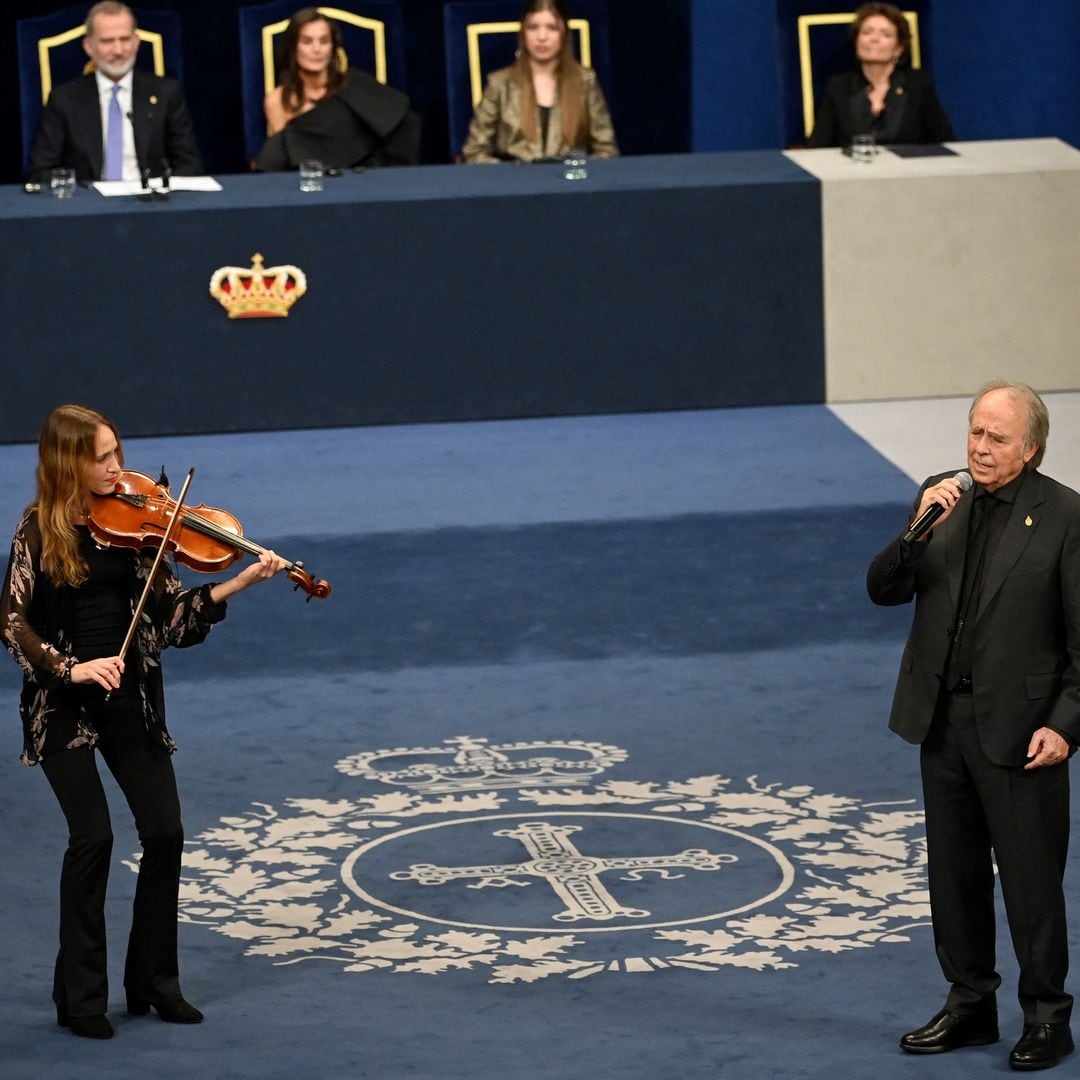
[868,381,1080,1071]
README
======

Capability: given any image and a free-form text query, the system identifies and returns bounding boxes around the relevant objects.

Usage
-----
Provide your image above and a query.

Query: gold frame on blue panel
[466,18,592,105]
[798,11,921,138]
[260,5,387,97]
[38,26,165,102]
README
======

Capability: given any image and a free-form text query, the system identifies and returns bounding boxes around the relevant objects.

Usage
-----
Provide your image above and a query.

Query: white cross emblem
[391,820,737,923]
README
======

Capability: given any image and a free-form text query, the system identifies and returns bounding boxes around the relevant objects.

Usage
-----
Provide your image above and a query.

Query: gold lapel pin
[1025,515,1033,527]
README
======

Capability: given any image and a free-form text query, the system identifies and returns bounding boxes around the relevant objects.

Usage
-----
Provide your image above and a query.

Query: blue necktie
[105,84,123,180]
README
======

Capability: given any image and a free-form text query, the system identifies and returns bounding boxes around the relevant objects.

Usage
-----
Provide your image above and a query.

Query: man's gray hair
[969,380,1049,470]
[85,2,136,36]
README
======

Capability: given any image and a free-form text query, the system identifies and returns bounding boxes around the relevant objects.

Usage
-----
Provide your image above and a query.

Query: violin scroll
[288,562,332,601]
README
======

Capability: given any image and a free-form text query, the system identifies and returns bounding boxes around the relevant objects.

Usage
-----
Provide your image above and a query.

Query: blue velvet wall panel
[932,4,1080,143]
[690,0,780,151]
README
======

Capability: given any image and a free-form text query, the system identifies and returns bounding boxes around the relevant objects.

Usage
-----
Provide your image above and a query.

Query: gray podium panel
[787,138,1080,402]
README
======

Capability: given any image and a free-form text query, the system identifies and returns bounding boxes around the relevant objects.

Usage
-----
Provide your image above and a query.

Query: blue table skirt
[1,153,823,441]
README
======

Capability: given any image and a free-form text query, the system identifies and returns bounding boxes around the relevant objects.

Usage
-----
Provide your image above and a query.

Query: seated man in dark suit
[28,1,202,183]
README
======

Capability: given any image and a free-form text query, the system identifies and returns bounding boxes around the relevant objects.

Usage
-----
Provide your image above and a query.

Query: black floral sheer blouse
[1,510,227,765]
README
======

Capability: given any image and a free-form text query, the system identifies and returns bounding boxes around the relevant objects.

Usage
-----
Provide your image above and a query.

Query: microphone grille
[956,470,974,492]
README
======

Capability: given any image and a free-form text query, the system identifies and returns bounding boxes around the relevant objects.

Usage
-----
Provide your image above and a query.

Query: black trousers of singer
[39,685,184,1019]
[920,691,1073,1025]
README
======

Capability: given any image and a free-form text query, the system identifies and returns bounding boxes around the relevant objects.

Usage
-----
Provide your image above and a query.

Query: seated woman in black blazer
[807,2,954,148]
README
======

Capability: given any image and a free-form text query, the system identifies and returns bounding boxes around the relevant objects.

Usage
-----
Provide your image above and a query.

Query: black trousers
[920,692,1072,1024]
[39,688,184,1018]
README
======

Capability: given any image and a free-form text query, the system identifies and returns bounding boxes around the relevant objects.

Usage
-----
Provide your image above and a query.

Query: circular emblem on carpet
[163,737,929,982]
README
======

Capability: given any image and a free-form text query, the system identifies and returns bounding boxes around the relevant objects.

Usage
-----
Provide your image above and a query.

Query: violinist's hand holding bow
[71,656,125,691]
[210,549,287,603]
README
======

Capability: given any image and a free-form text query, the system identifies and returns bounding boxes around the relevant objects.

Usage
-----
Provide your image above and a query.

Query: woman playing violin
[0,404,286,1039]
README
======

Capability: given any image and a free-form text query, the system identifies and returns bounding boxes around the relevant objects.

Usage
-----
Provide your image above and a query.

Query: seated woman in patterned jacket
[462,0,618,163]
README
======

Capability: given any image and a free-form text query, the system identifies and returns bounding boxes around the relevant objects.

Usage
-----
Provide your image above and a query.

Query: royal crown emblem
[208,252,307,318]
[336,736,627,793]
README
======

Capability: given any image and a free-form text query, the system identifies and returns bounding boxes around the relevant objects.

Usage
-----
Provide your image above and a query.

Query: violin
[87,469,331,600]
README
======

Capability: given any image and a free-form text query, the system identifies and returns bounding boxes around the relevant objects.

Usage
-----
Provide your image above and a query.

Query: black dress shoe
[127,995,203,1024]
[1008,1023,1074,1071]
[900,1006,999,1053]
[57,1009,114,1039]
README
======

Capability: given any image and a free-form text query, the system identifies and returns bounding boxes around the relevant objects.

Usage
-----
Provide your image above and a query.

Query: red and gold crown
[208,252,307,318]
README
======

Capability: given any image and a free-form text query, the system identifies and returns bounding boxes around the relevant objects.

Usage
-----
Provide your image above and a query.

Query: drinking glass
[299,160,324,192]
[50,167,76,198]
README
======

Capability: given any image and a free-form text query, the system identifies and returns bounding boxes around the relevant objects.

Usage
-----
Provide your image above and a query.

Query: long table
[5,141,1077,443]
[0,154,824,442]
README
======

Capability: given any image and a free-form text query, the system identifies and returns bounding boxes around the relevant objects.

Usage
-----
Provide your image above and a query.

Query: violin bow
[107,467,195,699]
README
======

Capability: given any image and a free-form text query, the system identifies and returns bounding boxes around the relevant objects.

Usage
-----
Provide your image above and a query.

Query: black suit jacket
[868,469,1080,766]
[28,69,202,183]
[807,65,954,148]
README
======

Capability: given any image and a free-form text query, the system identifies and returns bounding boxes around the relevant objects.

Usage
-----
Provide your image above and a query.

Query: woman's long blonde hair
[33,404,122,586]
[512,0,587,148]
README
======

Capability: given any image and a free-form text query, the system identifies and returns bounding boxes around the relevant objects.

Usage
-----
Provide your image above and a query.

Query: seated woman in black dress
[462,0,618,163]
[258,7,419,170]
[807,2,954,148]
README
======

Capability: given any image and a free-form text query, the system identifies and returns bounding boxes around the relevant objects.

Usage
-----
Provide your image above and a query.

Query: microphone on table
[902,470,973,542]
[127,110,153,199]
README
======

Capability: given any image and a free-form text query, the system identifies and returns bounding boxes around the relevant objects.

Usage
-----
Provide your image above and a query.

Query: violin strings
[140,494,299,572]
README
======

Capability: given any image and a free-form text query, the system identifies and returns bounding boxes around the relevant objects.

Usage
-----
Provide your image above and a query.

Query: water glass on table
[299,159,324,192]
[850,134,876,165]
[563,150,588,181]
[50,167,76,198]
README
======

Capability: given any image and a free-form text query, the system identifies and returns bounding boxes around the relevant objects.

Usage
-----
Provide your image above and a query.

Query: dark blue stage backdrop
[690,0,1080,152]
[0,0,694,183]
[2,1,1078,183]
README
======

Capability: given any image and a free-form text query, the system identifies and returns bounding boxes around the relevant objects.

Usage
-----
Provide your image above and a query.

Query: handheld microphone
[902,470,973,542]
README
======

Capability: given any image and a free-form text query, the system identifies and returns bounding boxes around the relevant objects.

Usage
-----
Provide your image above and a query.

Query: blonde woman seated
[258,7,419,171]
[462,0,618,163]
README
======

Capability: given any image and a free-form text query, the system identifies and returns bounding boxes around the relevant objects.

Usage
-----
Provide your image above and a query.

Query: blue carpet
[0,407,1074,1079]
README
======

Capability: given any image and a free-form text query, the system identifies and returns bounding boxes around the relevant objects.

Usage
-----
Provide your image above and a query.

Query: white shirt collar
[94,68,134,98]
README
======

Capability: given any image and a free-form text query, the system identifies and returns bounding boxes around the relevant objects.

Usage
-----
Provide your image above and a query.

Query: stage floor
[0,397,1076,1079]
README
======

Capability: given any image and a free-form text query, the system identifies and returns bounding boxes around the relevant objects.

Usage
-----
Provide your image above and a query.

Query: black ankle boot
[127,994,203,1024]
[57,1007,114,1039]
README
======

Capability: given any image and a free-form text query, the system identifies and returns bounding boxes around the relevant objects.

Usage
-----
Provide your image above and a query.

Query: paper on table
[92,176,223,196]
